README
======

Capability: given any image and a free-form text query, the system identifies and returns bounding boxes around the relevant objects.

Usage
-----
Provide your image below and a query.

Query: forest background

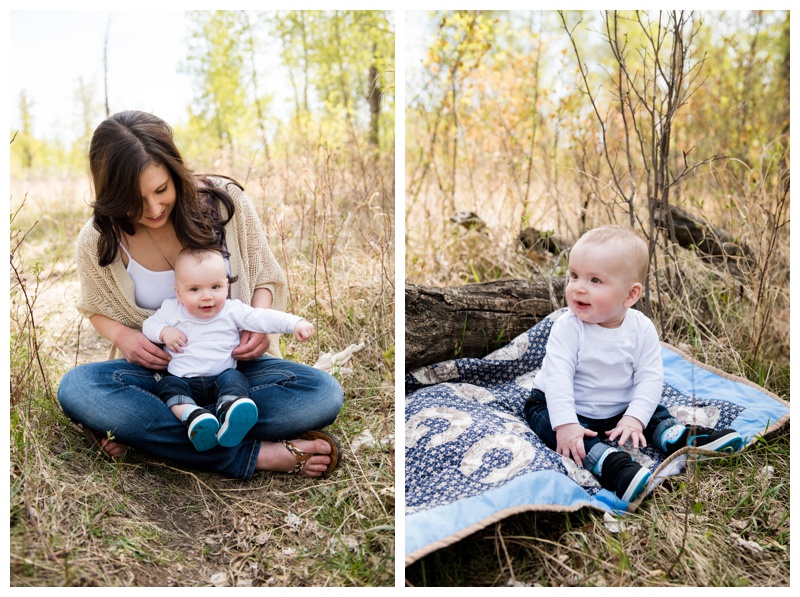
[10,9,396,587]
[405,10,790,587]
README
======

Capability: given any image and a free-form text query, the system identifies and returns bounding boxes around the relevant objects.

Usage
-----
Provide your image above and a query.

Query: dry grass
[10,146,395,587]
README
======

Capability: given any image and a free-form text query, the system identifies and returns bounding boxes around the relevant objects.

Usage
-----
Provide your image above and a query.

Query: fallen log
[654,202,757,276]
[655,202,749,257]
[518,227,572,256]
[518,204,756,276]
[405,279,565,369]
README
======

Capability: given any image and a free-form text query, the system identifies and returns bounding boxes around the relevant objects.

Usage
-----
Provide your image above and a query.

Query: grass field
[10,146,396,587]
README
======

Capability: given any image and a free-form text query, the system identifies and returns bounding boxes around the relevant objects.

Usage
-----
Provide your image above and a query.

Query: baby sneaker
[599,451,651,502]
[663,425,744,456]
[185,408,220,451]
[216,397,258,447]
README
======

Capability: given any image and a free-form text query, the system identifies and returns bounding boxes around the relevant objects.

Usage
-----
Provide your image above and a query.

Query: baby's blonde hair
[174,247,225,273]
[173,247,238,285]
[573,225,649,283]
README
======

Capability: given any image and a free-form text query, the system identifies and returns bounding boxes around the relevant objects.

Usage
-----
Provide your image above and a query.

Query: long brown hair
[88,111,235,266]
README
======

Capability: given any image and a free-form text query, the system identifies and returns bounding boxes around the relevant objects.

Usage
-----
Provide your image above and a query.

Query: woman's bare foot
[98,436,128,459]
[255,438,333,477]
[82,426,128,459]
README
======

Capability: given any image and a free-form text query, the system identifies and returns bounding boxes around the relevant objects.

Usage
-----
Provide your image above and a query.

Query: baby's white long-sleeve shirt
[142,298,303,378]
[532,309,664,429]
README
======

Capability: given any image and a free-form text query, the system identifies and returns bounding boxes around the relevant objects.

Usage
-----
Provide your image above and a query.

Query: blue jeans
[524,389,679,472]
[57,356,343,479]
[155,368,251,409]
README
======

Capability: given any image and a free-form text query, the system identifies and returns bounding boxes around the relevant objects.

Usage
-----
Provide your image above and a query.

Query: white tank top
[119,243,176,310]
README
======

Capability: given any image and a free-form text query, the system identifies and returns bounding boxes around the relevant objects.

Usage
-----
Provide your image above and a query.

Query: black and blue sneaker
[216,397,258,447]
[663,425,744,456]
[599,451,651,502]
[186,408,220,451]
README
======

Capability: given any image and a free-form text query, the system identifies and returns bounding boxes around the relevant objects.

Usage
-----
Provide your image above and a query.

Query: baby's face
[565,242,640,328]
[174,254,229,319]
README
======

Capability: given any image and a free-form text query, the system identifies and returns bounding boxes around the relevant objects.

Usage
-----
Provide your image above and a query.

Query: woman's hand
[117,328,171,370]
[89,314,171,369]
[232,330,270,361]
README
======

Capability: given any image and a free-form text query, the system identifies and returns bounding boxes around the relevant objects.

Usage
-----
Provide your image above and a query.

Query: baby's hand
[555,423,598,467]
[606,415,646,450]
[160,326,187,353]
[293,320,315,342]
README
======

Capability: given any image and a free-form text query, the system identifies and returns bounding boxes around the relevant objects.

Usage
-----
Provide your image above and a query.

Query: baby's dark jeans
[524,389,680,471]
[156,367,250,410]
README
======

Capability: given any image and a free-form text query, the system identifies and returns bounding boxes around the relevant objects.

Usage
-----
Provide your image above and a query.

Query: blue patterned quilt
[405,309,790,565]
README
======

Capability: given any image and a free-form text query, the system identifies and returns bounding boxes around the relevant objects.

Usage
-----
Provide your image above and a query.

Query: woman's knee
[290,369,343,428]
[57,361,162,425]
[320,370,344,406]
[305,370,344,424]
[57,365,89,417]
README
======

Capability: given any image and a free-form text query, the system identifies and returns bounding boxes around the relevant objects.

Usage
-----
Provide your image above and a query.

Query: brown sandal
[280,429,341,476]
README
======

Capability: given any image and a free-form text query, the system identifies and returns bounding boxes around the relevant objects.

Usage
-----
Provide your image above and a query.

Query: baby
[524,225,743,502]
[142,247,315,451]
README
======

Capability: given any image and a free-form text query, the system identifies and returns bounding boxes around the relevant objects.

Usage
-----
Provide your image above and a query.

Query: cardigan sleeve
[75,218,153,330]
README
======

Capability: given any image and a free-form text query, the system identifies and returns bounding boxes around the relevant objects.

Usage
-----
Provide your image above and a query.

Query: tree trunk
[368,44,382,147]
[405,279,565,369]
[103,18,111,118]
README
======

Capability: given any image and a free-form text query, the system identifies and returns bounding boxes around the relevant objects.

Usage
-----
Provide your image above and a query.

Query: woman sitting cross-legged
[57,110,343,479]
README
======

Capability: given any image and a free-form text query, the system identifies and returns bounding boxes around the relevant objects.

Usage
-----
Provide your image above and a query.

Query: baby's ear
[625,282,643,306]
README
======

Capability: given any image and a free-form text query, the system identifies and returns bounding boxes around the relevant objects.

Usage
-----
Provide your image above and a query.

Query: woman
[57,111,343,479]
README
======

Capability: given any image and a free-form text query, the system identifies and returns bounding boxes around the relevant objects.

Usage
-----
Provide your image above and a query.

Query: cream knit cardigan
[76,176,287,359]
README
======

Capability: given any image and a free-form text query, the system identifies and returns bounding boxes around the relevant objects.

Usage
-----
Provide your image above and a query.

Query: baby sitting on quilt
[524,225,743,502]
